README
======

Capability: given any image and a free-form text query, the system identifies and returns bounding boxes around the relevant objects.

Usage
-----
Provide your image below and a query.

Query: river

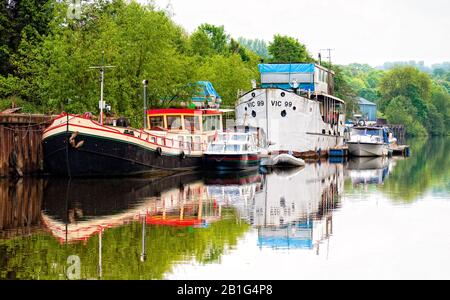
[0,138,449,280]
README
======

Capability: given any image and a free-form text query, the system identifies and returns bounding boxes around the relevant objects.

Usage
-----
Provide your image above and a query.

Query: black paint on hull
[203,154,260,171]
[43,132,202,177]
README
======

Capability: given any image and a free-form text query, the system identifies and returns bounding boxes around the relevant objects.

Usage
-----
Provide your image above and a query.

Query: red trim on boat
[43,115,206,152]
[147,109,221,115]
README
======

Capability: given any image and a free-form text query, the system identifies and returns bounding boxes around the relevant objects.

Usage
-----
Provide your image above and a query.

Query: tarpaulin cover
[261,82,315,91]
[259,63,315,73]
[192,81,221,102]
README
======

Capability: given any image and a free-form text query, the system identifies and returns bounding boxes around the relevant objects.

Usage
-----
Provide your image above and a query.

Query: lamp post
[142,80,149,129]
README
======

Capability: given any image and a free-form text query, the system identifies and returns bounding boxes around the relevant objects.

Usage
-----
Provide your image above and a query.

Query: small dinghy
[261,153,305,167]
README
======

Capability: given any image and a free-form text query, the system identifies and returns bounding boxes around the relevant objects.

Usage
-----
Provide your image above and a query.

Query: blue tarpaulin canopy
[192,81,221,102]
[259,63,315,73]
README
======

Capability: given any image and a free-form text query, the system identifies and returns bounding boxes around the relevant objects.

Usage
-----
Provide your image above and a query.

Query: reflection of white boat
[347,126,389,157]
[253,163,344,250]
[346,157,390,185]
[261,153,305,167]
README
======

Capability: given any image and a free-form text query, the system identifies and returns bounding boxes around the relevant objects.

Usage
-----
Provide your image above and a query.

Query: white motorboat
[347,126,390,157]
[203,131,262,170]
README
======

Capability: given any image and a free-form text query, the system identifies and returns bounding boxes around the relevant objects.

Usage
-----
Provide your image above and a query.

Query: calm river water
[0,138,449,280]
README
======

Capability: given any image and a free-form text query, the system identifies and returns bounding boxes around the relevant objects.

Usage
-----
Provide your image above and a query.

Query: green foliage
[268,34,313,63]
[326,63,359,116]
[0,0,54,75]
[0,209,249,279]
[0,2,261,124]
[194,54,257,107]
[384,96,427,136]
[196,23,229,55]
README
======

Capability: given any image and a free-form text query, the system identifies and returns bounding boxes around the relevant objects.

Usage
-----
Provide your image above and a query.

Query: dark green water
[0,138,449,280]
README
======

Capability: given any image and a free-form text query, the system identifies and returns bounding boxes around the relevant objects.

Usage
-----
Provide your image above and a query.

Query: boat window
[225,144,241,152]
[167,115,182,130]
[208,144,225,152]
[149,116,164,129]
[366,129,382,136]
[202,115,221,131]
[216,133,227,142]
[352,128,366,136]
[229,134,247,142]
[184,116,200,132]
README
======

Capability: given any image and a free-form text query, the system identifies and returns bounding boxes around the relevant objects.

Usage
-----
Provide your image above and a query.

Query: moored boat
[203,131,261,170]
[235,63,346,159]
[347,126,389,157]
[43,108,223,176]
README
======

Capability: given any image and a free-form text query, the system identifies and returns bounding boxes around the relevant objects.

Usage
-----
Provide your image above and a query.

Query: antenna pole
[320,48,334,65]
[89,52,115,125]
[100,68,104,125]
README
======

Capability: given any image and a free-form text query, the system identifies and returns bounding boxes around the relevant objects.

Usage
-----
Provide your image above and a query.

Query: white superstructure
[236,64,346,157]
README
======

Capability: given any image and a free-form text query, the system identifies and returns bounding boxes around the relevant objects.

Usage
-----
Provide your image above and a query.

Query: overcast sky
[151,0,449,67]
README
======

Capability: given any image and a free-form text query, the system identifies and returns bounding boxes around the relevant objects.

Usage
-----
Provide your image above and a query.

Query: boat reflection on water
[41,173,225,244]
[204,170,263,223]
[251,163,344,252]
[346,157,391,186]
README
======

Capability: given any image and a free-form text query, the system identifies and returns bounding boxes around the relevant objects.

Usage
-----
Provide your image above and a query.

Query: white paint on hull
[235,88,345,155]
[347,142,389,157]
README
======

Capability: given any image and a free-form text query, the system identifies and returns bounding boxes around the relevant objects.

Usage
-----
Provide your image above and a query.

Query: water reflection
[0,138,449,279]
[0,178,44,239]
[252,164,343,251]
[346,157,390,186]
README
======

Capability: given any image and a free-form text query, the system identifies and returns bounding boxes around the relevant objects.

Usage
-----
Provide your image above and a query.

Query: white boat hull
[347,142,388,157]
[235,88,345,157]
[261,153,305,167]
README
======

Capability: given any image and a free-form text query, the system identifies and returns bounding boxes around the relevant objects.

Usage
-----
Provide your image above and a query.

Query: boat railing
[58,113,208,152]
[135,128,206,152]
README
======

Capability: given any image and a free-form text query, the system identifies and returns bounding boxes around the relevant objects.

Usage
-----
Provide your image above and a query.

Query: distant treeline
[0,0,448,136]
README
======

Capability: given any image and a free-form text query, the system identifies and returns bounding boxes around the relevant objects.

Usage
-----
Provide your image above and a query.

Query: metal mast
[89,52,115,125]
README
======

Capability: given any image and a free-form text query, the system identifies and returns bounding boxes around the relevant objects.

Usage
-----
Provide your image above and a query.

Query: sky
[150,0,450,67]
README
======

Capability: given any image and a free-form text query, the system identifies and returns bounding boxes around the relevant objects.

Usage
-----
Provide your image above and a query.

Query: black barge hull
[43,132,202,177]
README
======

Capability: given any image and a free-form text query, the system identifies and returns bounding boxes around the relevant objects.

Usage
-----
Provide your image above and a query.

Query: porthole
[281,92,286,97]
[322,129,326,134]
[293,106,297,111]
[245,107,248,111]
[251,92,256,97]
[252,110,256,118]
[281,110,287,117]
[329,130,332,135]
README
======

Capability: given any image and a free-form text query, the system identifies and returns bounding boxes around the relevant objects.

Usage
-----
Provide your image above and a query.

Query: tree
[268,35,313,63]
[0,0,54,75]
[379,66,431,113]
[196,23,229,55]
[384,96,427,136]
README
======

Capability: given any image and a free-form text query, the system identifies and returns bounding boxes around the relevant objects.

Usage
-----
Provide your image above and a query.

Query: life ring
[156,147,162,156]
[358,120,366,126]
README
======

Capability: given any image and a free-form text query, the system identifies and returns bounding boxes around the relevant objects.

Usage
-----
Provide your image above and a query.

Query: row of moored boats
[42,63,400,177]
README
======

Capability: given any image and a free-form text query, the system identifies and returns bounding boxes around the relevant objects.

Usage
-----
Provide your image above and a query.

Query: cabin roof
[147,108,222,116]
[358,97,376,106]
[259,63,334,75]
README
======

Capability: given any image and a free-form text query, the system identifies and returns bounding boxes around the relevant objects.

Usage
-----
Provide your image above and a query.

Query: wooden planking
[0,178,44,239]
[0,114,53,177]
